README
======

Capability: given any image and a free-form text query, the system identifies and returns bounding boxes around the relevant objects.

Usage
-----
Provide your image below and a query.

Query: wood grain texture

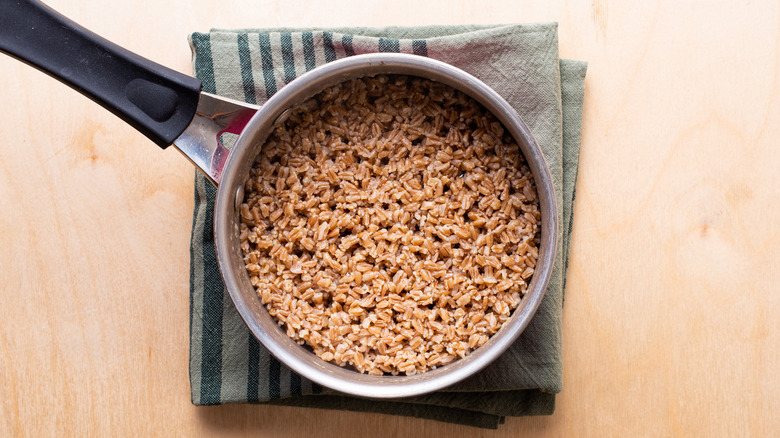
[0,0,778,436]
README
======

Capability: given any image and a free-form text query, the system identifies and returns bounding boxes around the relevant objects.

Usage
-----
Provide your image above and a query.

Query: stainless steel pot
[0,0,558,398]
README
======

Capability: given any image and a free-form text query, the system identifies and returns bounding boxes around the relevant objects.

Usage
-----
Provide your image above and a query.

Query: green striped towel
[188,23,586,429]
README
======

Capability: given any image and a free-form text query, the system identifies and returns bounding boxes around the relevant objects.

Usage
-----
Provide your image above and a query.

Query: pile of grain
[239,75,540,375]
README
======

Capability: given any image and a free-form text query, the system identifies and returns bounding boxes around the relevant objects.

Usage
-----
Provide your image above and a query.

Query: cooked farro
[239,75,540,375]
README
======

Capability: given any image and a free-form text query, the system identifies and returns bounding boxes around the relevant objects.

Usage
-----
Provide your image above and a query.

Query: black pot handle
[0,0,202,148]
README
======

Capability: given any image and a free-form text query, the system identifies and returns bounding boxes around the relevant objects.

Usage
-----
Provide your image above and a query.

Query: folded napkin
[188,23,586,429]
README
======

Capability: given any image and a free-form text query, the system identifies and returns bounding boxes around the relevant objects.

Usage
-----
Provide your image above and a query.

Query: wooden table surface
[1,0,778,436]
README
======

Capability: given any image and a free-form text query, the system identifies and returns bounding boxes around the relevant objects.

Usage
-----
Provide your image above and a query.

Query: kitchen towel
[188,23,586,429]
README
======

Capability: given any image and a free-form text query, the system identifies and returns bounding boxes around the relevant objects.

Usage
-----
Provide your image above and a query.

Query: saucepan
[0,0,558,398]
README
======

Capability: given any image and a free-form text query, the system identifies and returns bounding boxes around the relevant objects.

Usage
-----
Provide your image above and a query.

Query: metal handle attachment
[173,93,258,186]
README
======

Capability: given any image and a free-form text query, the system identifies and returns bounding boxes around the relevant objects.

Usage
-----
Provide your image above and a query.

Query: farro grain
[239,75,541,375]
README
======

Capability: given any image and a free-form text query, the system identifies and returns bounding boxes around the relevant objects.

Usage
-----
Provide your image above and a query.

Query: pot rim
[214,53,558,399]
